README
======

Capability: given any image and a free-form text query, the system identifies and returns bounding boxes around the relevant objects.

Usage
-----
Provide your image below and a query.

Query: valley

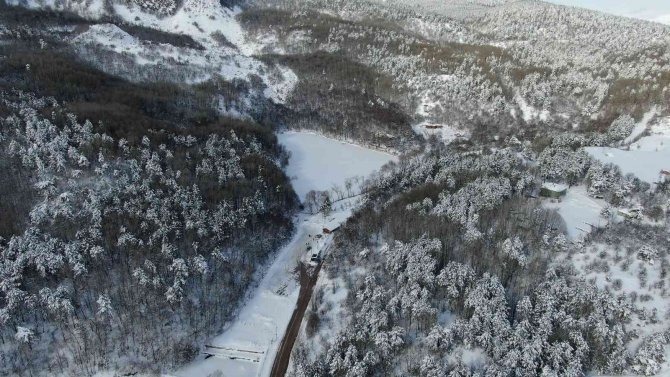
[172,132,395,377]
[0,0,669,376]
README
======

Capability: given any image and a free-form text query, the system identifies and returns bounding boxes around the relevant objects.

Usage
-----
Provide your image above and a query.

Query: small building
[540,182,568,198]
[660,170,670,182]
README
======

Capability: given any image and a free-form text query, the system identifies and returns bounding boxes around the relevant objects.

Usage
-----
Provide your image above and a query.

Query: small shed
[660,170,670,182]
[540,182,568,198]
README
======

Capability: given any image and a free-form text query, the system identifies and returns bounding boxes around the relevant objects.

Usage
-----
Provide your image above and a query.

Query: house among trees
[660,170,670,182]
[540,182,568,198]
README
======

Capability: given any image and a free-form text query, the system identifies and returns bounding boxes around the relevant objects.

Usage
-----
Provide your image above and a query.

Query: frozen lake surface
[278,132,397,201]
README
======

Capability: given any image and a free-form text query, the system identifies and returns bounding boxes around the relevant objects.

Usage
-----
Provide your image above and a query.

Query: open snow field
[170,132,396,377]
[585,116,670,184]
[585,146,670,184]
[278,131,398,201]
[411,84,471,144]
[543,186,607,240]
[623,108,658,144]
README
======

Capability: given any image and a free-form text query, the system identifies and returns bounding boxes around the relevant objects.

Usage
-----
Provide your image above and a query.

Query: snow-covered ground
[623,108,658,144]
[7,0,107,18]
[285,272,350,373]
[170,132,396,377]
[412,121,470,144]
[278,131,398,201]
[565,239,670,376]
[54,0,298,107]
[570,243,668,348]
[585,116,670,184]
[171,217,335,377]
[110,0,298,103]
[585,145,669,184]
[630,117,670,152]
[514,93,550,123]
[285,265,371,375]
[543,186,607,240]
[411,83,471,144]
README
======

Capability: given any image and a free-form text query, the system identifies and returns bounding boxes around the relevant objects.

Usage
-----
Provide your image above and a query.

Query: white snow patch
[415,81,451,118]
[437,310,456,326]
[7,0,106,18]
[172,356,257,377]
[74,24,199,68]
[263,65,299,105]
[173,216,332,377]
[543,186,607,240]
[585,145,670,184]
[298,273,350,360]
[630,117,670,152]
[567,242,670,358]
[515,93,550,123]
[587,116,670,184]
[541,182,568,192]
[654,14,670,25]
[624,107,658,144]
[61,0,297,103]
[448,347,488,368]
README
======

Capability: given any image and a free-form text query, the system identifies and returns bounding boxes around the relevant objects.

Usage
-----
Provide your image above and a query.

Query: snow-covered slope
[10,0,298,111]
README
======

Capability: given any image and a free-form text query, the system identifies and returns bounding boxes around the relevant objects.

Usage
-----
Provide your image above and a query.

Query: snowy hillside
[8,0,298,114]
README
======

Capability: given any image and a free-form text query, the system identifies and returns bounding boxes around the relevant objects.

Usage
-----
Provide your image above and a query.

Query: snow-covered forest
[0,0,669,376]
[0,3,301,374]
[291,142,669,376]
